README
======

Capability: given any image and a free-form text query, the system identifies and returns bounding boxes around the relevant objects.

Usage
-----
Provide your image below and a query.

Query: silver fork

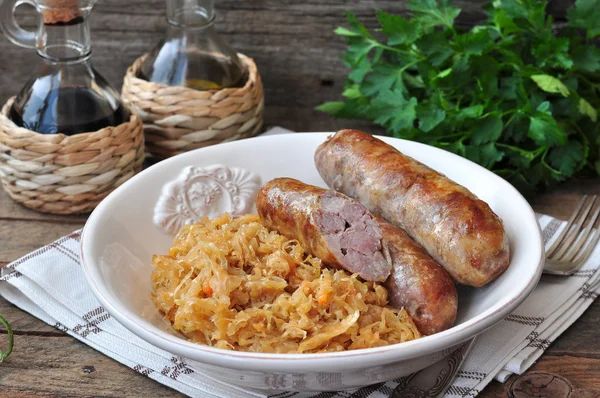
[544,195,600,275]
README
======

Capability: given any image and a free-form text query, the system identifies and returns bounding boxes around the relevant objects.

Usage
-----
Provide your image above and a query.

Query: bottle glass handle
[0,0,37,49]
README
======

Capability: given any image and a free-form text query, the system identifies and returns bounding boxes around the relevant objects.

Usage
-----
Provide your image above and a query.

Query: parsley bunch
[318,0,600,195]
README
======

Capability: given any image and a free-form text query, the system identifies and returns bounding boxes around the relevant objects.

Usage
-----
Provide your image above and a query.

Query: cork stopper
[41,0,81,25]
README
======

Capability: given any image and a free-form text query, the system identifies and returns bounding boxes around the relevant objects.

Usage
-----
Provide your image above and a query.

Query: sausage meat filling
[316,193,390,282]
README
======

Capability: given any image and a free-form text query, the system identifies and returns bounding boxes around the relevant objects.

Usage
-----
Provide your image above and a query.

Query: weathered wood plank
[0,391,64,397]
[0,298,60,335]
[548,305,600,358]
[0,220,83,263]
[480,355,600,397]
[529,177,600,220]
[0,190,87,224]
[0,276,60,335]
[0,335,183,397]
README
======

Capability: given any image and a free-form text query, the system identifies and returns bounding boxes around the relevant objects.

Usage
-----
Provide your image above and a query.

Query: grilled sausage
[314,129,510,287]
[256,178,392,282]
[378,219,457,335]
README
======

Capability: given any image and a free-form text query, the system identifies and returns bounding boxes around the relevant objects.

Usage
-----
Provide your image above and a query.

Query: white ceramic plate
[80,132,544,392]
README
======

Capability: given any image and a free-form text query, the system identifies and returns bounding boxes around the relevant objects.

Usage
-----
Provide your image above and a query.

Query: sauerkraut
[151,213,421,353]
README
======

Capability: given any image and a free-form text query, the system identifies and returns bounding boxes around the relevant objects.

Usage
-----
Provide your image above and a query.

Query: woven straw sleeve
[122,53,264,160]
[0,98,145,214]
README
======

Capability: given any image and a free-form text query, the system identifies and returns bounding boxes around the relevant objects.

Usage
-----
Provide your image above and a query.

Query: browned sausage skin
[256,178,392,282]
[315,129,510,287]
[378,219,457,335]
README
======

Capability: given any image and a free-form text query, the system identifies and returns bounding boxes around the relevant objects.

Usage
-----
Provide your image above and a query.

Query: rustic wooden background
[0,0,576,133]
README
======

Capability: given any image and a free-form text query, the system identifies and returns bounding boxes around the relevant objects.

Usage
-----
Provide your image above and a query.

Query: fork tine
[546,195,588,259]
[552,201,595,262]
[548,196,593,260]
[561,196,600,263]
[572,229,600,267]
[570,199,600,265]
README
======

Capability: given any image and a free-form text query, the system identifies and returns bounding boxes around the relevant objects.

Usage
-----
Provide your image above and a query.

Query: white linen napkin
[1,127,598,398]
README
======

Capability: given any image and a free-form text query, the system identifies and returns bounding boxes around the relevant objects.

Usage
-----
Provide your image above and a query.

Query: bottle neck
[166,0,214,27]
[37,8,92,62]
[39,52,93,73]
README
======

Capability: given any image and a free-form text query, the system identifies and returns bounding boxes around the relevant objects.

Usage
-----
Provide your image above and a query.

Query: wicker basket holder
[0,98,145,214]
[121,53,264,160]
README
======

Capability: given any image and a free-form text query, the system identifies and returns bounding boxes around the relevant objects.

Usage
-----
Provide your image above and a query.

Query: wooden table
[1,1,597,396]
[0,171,599,397]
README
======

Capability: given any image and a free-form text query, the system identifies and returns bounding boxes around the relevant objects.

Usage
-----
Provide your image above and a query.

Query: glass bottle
[139,0,247,90]
[0,0,129,136]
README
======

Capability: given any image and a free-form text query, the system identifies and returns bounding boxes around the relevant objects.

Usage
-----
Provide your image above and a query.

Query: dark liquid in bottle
[44,15,85,27]
[137,52,247,91]
[9,87,129,136]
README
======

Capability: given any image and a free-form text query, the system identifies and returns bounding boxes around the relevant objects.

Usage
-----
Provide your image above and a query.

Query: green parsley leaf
[418,102,446,132]
[403,73,426,89]
[465,143,505,168]
[345,11,373,39]
[499,77,520,100]
[408,0,461,30]
[492,0,528,20]
[446,56,472,88]
[553,98,580,120]
[316,100,368,120]
[504,145,540,169]
[457,105,484,120]
[377,10,420,45]
[547,141,585,176]
[315,101,346,114]
[532,35,573,70]
[563,76,579,92]
[471,114,503,145]
[526,161,564,187]
[416,31,455,66]
[362,63,406,96]
[334,27,363,37]
[503,114,531,144]
[370,90,418,133]
[390,97,418,133]
[579,97,598,122]
[493,9,519,34]
[348,58,371,83]
[568,0,600,39]
[436,68,453,79]
[340,37,375,68]
[530,75,570,97]
[571,45,600,73]
[528,113,568,146]
[342,84,362,99]
[454,30,493,56]
[536,101,551,115]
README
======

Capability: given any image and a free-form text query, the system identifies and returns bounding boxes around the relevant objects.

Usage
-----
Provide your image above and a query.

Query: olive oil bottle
[138,0,247,90]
